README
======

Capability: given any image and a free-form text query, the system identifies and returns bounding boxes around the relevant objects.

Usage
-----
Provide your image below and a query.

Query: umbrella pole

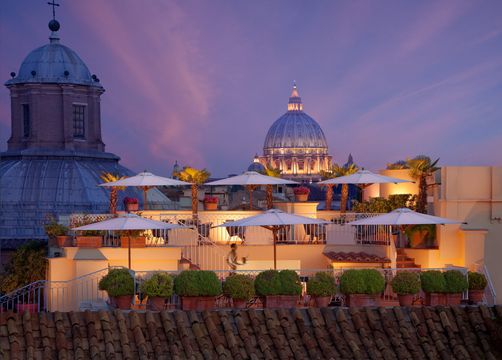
[128,230,132,269]
[143,187,148,211]
[273,228,277,270]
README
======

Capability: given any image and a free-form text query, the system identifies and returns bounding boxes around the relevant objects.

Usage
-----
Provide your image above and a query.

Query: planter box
[294,194,308,202]
[56,235,73,247]
[110,295,133,310]
[397,294,415,307]
[204,202,218,210]
[181,296,216,311]
[424,293,446,306]
[125,203,139,212]
[312,296,331,308]
[445,293,462,306]
[75,236,103,248]
[121,236,146,248]
[232,299,248,309]
[263,295,298,309]
[147,296,167,311]
[345,294,380,307]
[469,290,484,304]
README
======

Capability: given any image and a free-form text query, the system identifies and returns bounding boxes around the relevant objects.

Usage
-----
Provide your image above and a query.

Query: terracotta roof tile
[324,251,391,263]
[2,306,502,359]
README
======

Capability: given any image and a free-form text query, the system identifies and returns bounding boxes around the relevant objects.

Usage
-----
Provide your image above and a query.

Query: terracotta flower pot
[232,299,248,309]
[181,296,216,311]
[112,295,133,310]
[295,194,308,202]
[424,293,446,306]
[263,295,298,308]
[468,290,484,304]
[56,235,73,247]
[75,236,103,248]
[147,296,166,311]
[397,294,415,307]
[445,293,462,306]
[313,296,331,308]
[204,202,218,210]
[120,236,146,248]
[125,203,139,212]
[345,294,379,307]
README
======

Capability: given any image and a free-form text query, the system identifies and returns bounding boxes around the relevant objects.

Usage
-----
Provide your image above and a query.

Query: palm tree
[406,156,439,213]
[320,163,358,213]
[175,166,210,217]
[262,166,282,209]
[100,172,126,214]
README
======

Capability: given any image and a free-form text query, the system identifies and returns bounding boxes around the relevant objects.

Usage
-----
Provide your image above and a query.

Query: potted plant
[340,269,384,307]
[98,268,135,310]
[140,272,174,311]
[420,270,446,305]
[120,230,146,248]
[293,186,310,202]
[44,220,71,247]
[468,271,487,304]
[391,271,421,306]
[223,274,255,308]
[444,270,468,305]
[405,224,436,248]
[124,197,139,212]
[173,270,222,310]
[203,196,218,211]
[307,272,336,307]
[254,270,302,308]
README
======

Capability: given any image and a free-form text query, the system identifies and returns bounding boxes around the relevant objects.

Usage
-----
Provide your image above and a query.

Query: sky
[1,0,502,177]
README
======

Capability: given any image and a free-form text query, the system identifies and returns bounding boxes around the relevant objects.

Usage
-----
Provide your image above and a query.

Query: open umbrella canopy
[205,171,298,186]
[318,169,413,185]
[99,171,190,187]
[348,208,463,226]
[215,209,328,228]
[72,214,184,231]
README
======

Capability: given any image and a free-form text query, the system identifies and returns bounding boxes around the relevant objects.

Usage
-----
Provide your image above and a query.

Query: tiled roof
[1,306,501,359]
[324,251,391,263]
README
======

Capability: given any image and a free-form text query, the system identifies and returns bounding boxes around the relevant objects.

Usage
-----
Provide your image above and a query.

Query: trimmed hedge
[223,274,255,300]
[468,271,487,291]
[140,272,173,298]
[255,270,302,296]
[98,268,134,297]
[420,270,446,293]
[173,270,222,297]
[391,271,421,295]
[307,272,337,297]
[444,270,468,293]
[340,269,384,295]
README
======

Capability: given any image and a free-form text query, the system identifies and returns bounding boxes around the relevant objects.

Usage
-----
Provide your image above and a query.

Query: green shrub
[444,270,468,293]
[391,271,421,295]
[307,272,337,297]
[44,220,69,238]
[254,270,302,296]
[99,268,134,297]
[340,269,384,295]
[140,272,173,298]
[420,270,446,293]
[173,270,222,297]
[223,274,255,300]
[468,272,487,291]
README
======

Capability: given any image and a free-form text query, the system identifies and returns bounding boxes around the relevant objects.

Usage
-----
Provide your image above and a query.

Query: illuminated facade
[258,84,332,181]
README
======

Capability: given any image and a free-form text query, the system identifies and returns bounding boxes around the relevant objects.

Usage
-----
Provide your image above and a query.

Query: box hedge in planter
[223,274,255,309]
[173,270,222,311]
[140,272,173,311]
[340,269,384,307]
[420,270,446,306]
[444,270,467,305]
[468,271,487,304]
[307,272,336,307]
[255,270,301,308]
[391,271,421,306]
[98,268,135,310]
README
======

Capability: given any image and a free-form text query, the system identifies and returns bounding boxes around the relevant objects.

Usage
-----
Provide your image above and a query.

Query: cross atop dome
[288,81,303,111]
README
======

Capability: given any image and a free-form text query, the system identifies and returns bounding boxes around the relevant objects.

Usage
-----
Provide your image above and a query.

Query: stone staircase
[396,248,421,268]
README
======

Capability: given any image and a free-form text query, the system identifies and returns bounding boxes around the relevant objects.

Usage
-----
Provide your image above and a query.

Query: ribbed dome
[6,33,101,87]
[263,84,328,152]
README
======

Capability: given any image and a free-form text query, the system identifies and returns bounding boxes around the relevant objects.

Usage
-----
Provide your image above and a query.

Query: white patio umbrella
[348,208,464,247]
[215,209,328,269]
[205,171,298,209]
[72,214,185,268]
[318,169,413,187]
[99,171,190,210]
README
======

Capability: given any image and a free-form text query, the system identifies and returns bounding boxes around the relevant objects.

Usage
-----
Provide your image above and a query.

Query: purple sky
[1,1,502,177]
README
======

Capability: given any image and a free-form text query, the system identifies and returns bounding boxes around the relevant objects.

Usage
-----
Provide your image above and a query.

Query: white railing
[473,262,497,306]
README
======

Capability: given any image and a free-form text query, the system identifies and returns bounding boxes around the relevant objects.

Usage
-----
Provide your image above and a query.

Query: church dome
[6,31,102,88]
[263,84,328,153]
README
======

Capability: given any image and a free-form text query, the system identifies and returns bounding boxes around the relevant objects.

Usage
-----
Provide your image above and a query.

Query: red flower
[293,186,310,195]
[123,197,138,204]
[204,196,218,203]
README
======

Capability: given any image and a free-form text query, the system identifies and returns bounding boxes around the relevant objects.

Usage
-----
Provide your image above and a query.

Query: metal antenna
[47,1,60,20]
